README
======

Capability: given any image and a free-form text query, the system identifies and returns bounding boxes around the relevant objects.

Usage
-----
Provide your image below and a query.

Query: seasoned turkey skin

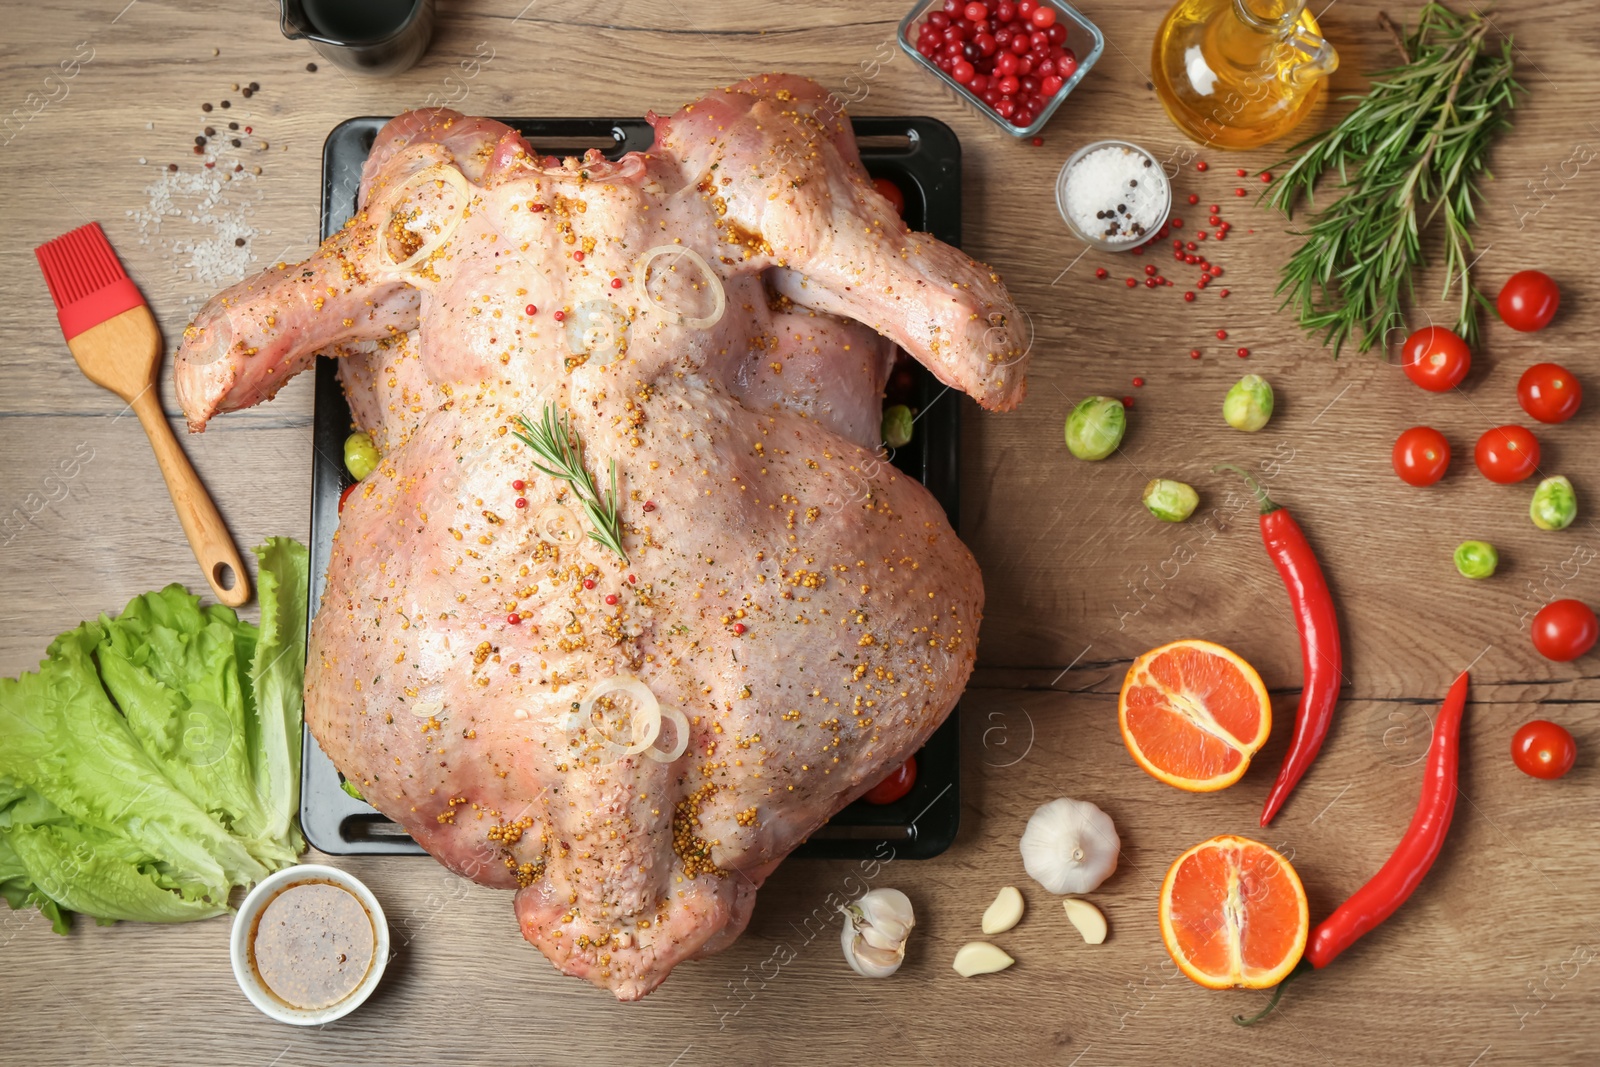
[174,75,1029,1000]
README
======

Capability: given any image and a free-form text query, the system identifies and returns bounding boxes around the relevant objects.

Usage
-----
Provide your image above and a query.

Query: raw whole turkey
[174,74,1028,1000]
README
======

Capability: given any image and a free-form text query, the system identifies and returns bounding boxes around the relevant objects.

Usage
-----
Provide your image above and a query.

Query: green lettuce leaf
[0,539,309,932]
[0,622,264,896]
[247,537,308,856]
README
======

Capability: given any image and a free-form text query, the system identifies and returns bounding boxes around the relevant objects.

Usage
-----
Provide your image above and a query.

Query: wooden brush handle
[131,389,252,608]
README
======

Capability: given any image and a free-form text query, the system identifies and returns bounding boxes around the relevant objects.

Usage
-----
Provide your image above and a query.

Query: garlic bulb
[839,888,915,978]
[1019,797,1120,895]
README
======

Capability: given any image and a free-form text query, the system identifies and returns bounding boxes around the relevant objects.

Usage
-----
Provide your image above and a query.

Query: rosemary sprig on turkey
[512,405,628,562]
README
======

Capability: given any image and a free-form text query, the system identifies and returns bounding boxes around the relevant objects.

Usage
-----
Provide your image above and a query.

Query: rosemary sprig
[1269,3,1521,355]
[511,405,628,562]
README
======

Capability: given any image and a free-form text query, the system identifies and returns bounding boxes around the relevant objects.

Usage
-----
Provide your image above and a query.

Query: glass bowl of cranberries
[899,0,1104,138]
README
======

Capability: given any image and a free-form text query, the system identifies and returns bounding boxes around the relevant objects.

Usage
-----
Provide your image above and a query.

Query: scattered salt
[130,164,265,312]
[1061,145,1169,245]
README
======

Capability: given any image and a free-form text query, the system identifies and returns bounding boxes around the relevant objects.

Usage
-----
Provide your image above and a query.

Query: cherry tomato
[338,483,358,513]
[1532,599,1598,662]
[1517,362,1582,424]
[873,177,906,217]
[1511,720,1577,780]
[1392,426,1451,486]
[1401,326,1471,392]
[862,755,917,804]
[1497,270,1560,332]
[1474,425,1540,484]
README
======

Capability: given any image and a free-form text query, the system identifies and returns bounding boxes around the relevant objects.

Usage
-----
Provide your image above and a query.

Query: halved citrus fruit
[1118,639,1271,791]
[1159,835,1308,989]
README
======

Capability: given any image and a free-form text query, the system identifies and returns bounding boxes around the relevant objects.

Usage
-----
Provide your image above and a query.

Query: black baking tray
[303,115,964,860]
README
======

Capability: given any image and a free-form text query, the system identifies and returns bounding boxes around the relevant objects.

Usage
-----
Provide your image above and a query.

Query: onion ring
[578,675,661,757]
[634,245,726,330]
[644,705,690,763]
[377,164,474,273]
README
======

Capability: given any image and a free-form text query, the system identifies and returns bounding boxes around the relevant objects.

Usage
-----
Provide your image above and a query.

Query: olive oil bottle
[1151,0,1339,150]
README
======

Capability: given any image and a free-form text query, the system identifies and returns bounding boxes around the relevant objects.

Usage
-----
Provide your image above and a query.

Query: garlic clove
[842,931,906,978]
[840,888,915,978]
[981,886,1025,935]
[855,888,914,937]
[952,941,1015,977]
[1062,898,1108,945]
[859,923,905,952]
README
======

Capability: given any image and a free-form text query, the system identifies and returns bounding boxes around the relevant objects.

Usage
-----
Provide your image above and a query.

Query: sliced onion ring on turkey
[377,164,474,273]
[580,675,661,756]
[634,245,726,330]
[576,675,690,762]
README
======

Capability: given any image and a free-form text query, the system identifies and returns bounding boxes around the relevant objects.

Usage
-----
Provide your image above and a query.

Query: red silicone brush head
[35,222,147,341]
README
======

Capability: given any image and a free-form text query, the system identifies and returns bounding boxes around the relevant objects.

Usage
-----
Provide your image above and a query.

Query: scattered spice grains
[1083,164,1260,364]
[307,62,318,72]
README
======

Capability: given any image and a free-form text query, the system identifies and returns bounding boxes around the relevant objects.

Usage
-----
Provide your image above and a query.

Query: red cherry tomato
[862,755,917,804]
[1392,426,1451,487]
[1511,720,1577,780]
[1532,599,1599,662]
[1517,362,1582,424]
[1401,326,1471,392]
[1474,425,1540,484]
[873,177,906,217]
[1497,270,1560,332]
[338,483,358,513]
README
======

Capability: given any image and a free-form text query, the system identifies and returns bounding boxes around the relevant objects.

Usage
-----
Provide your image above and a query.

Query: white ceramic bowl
[1055,139,1172,252]
[230,864,389,1026]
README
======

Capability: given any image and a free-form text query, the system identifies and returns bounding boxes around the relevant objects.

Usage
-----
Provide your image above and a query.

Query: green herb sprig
[1269,3,1521,354]
[512,405,628,562]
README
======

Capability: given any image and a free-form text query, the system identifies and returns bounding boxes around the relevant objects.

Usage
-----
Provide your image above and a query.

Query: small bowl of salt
[1056,140,1171,252]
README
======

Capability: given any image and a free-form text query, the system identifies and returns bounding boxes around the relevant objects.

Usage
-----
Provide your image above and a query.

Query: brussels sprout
[1143,479,1199,522]
[1529,476,1576,531]
[882,404,914,449]
[1223,374,1275,432]
[344,431,380,481]
[1065,396,1126,461]
[1453,540,1499,579]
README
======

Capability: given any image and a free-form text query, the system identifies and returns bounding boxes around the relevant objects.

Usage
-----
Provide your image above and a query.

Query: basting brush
[36,222,251,607]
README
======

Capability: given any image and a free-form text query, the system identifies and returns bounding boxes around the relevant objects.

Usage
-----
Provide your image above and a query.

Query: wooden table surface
[3,1,1597,1064]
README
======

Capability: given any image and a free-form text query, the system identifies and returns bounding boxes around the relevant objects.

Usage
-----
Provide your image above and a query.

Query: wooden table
[2,1,1596,1063]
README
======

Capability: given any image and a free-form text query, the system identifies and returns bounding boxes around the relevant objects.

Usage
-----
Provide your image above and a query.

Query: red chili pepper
[1308,669,1468,965]
[1238,671,1468,1026]
[1218,465,1343,826]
